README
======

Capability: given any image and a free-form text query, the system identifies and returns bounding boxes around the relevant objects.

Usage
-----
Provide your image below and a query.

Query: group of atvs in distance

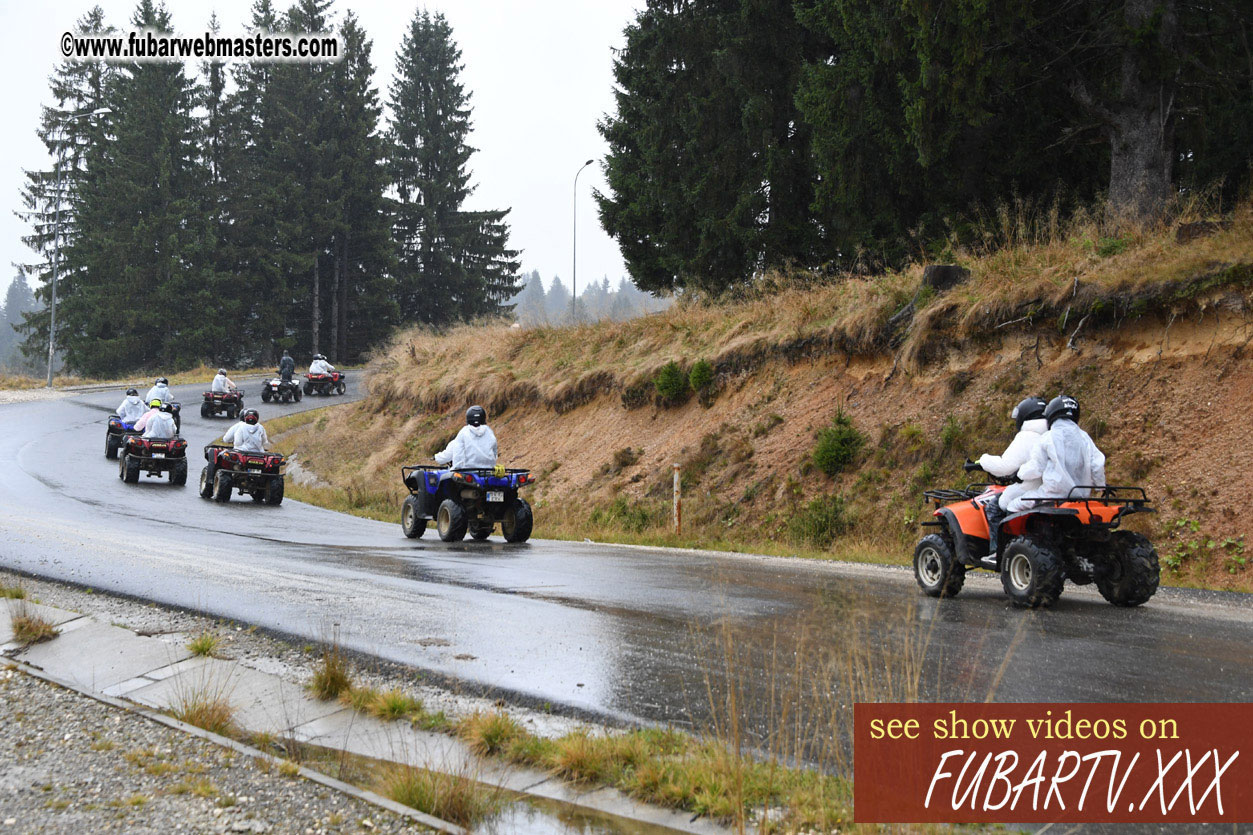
[101,369,537,543]
[105,374,291,505]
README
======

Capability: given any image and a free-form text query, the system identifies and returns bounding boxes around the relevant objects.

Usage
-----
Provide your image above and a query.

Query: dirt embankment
[284,215,1253,592]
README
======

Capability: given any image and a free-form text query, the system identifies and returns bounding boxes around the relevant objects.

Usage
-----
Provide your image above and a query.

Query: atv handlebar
[962,458,983,473]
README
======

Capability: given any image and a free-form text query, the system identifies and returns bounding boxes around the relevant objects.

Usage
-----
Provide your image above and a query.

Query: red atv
[914,462,1159,608]
[118,435,189,486]
[201,389,245,419]
[199,444,285,504]
[304,371,346,396]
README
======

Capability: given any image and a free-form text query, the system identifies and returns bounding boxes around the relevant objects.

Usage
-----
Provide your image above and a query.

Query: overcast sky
[0,0,644,294]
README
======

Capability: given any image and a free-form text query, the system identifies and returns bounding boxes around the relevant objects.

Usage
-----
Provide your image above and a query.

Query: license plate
[486,491,505,503]
[151,452,164,458]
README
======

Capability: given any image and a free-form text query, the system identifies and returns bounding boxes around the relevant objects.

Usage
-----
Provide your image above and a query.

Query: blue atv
[105,416,141,460]
[401,465,535,543]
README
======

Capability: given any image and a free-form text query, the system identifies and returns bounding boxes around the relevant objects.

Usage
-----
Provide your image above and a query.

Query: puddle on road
[481,796,683,835]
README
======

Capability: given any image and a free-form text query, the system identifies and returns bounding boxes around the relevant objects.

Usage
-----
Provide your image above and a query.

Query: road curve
[2,377,1251,742]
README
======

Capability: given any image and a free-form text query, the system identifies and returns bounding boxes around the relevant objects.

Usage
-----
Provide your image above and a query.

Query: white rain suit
[1011,419,1106,512]
[309,359,334,374]
[223,421,269,454]
[211,373,235,393]
[977,418,1048,511]
[116,394,146,424]
[134,408,177,440]
[145,383,172,404]
[434,425,498,469]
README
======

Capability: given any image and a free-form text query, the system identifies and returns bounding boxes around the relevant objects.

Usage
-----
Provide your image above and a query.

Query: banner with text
[854,703,1251,824]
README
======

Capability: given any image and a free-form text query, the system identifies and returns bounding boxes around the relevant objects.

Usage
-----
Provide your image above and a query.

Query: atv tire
[212,471,233,503]
[436,499,468,542]
[280,391,291,403]
[199,465,215,498]
[261,389,272,403]
[120,454,141,484]
[401,495,426,539]
[336,381,346,395]
[469,523,492,541]
[501,498,534,543]
[1095,531,1159,607]
[201,401,213,418]
[264,477,284,506]
[106,433,120,460]
[1001,537,1065,608]
[913,534,965,598]
[293,388,302,402]
[303,382,313,396]
[170,459,188,486]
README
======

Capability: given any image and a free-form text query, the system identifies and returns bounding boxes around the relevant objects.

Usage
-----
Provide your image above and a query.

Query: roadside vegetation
[9,603,58,644]
[276,201,1253,592]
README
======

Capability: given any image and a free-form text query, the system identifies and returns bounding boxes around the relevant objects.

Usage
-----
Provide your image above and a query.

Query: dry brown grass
[308,643,352,700]
[380,763,504,828]
[9,603,58,644]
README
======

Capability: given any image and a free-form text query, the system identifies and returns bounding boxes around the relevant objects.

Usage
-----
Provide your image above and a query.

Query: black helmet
[156,376,168,385]
[1011,396,1047,430]
[242,409,260,425]
[1044,395,1080,426]
[217,368,227,376]
[313,353,325,361]
[126,388,138,396]
[466,405,487,427]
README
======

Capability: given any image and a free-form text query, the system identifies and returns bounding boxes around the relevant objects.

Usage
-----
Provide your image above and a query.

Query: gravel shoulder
[0,667,425,834]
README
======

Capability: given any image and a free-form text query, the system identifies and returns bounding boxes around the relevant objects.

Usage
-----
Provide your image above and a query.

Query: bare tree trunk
[330,238,340,363]
[311,255,320,355]
[1107,0,1178,223]
[338,236,349,361]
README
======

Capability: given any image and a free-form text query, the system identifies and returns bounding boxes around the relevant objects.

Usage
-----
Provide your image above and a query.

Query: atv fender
[1000,506,1080,539]
[935,507,987,567]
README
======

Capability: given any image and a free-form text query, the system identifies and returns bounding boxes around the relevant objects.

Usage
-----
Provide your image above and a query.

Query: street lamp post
[46,108,110,388]
[571,158,594,324]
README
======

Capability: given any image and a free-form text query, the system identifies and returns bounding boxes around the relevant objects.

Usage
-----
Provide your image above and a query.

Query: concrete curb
[1,600,724,834]
[3,655,465,834]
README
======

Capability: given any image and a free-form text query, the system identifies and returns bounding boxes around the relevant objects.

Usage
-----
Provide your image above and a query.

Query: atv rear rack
[1021,485,1151,508]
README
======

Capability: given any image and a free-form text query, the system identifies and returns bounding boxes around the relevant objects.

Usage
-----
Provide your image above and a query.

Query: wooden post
[672,463,681,535]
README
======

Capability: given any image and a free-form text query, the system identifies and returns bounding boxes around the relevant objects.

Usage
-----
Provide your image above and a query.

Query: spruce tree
[388,9,518,327]
[64,0,217,374]
[17,6,112,369]
[326,12,396,361]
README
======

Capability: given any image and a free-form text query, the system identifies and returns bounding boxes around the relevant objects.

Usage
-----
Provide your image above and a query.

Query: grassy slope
[279,204,1253,592]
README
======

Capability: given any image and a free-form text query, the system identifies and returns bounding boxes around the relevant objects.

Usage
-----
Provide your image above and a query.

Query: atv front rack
[923,483,1001,504]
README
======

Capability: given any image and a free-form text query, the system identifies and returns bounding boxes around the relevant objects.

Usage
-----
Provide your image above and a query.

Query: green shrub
[590,496,657,533]
[1096,236,1129,257]
[653,362,690,404]
[812,412,865,476]
[787,495,851,547]
[939,416,965,453]
[688,360,715,392]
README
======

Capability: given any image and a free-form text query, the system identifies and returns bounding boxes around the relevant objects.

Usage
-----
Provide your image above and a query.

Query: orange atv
[914,462,1159,608]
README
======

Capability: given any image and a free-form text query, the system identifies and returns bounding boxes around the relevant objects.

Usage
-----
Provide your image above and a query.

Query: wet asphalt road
[2,377,1252,744]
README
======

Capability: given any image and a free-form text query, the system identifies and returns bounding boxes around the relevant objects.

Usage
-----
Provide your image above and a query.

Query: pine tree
[326,12,397,361]
[221,0,295,363]
[280,0,343,356]
[17,6,113,369]
[512,269,547,325]
[1,275,38,369]
[388,9,518,327]
[61,0,216,374]
[544,276,571,323]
